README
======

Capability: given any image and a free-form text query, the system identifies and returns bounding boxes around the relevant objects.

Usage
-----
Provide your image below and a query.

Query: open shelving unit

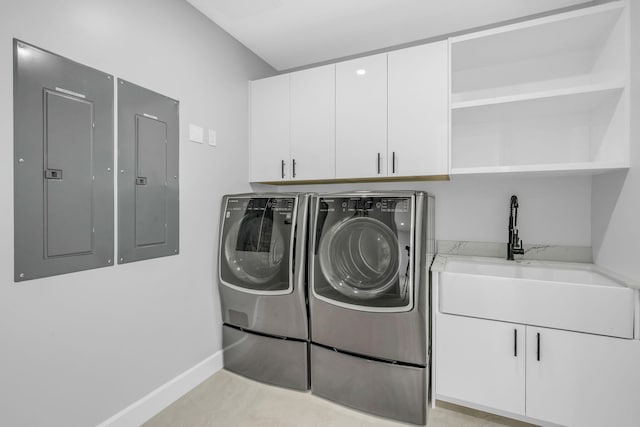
[449,1,630,177]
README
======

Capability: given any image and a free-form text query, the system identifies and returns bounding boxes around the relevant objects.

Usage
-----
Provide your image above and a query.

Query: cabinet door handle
[392,152,396,174]
[377,153,381,175]
[281,160,285,179]
[292,158,296,178]
[537,332,541,361]
[514,329,518,357]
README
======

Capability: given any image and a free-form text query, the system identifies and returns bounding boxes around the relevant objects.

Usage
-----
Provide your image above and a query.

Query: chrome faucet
[507,195,524,260]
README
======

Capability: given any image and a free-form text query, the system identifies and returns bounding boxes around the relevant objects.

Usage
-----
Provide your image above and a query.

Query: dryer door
[220,197,296,294]
[313,196,413,311]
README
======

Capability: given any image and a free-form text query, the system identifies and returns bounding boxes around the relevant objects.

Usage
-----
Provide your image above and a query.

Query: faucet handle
[515,239,525,254]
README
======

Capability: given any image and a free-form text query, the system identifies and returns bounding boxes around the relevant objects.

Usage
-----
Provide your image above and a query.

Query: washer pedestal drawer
[310,344,428,425]
[223,325,309,391]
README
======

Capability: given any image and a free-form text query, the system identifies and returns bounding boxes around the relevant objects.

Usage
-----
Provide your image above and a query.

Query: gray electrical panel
[118,79,179,263]
[13,40,114,282]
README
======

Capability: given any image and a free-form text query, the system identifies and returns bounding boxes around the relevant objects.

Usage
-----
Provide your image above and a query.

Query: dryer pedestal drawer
[223,325,309,391]
[310,344,428,425]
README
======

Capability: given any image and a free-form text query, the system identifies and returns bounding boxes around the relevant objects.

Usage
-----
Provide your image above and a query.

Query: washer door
[220,197,295,294]
[225,214,285,284]
[312,196,414,310]
[319,217,399,299]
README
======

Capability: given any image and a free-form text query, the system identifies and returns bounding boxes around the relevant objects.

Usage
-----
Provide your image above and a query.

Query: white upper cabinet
[335,54,388,179]
[388,41,449,177]
[449,1,629,176]
[290,65,336,181]
[250,74,290,182]
[249,1,629,183]
[249,41,450,183]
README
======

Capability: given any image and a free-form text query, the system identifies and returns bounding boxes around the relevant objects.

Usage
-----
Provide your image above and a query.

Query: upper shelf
[451,78,624,122]
[450,1,625,73]
[451,73,625,109]
[449,1,629,178]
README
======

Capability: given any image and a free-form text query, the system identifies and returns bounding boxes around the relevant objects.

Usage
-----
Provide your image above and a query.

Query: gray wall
[0,1,273,426]
[1,1,628,426]
[592,1,640,282]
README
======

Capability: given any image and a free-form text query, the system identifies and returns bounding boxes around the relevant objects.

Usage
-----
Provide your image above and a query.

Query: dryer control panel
[320,196,411,214]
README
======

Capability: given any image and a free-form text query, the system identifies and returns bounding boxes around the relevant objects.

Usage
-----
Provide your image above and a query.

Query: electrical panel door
[118,79,179,263]
[13,40,114,281]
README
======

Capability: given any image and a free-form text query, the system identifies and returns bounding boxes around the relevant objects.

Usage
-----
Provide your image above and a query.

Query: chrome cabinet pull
[514,329,518,357]
[292,158,296,178]
[377,153,381,174]
[281,160,285,179]
[392,152,396,174]
[537,332,541,361]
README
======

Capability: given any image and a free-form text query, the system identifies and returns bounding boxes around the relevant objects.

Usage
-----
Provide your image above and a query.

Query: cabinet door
[388,41,448,177]
[250,74,290,182]
[526,327,640,427]
[336,54,387,179]
[435,314,525,415]
[290,65,335,181]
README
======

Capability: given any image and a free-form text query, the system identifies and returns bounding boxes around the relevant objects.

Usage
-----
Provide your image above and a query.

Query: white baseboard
[97,351,224,427]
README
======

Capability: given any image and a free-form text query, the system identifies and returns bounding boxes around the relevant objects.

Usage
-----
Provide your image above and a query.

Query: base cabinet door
[526,327,640,427]
[435,314,525,415]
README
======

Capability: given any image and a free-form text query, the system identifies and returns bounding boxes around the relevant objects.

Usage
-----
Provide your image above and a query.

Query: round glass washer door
[318,216,399,300]
[224,213,286,286]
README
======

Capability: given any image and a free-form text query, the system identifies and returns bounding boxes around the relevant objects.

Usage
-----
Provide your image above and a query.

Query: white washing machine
[218,193,311,391]
[309,191,435,424]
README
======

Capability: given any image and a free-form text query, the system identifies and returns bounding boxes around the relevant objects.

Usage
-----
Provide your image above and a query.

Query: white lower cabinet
[436,313,640,427]
[435,314,525,415]
[526,327,640,427]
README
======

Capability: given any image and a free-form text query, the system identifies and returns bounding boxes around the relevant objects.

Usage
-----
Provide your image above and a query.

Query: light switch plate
[208,129,217,147]
[189,124,204,143]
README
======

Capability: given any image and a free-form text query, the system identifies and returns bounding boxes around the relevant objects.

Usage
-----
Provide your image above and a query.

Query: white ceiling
[186,0,593,71]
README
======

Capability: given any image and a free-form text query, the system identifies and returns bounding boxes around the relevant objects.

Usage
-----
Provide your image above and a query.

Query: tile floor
[144,370,536,427]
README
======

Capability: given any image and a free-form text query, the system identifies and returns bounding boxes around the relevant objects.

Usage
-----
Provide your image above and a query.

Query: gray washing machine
[309,191,434,424]
[218,193,310,391]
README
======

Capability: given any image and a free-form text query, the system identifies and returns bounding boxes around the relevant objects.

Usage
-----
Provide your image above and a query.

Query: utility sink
[439,257,637,338]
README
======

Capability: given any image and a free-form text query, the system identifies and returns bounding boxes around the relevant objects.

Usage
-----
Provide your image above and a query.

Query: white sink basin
[439,258,636,338]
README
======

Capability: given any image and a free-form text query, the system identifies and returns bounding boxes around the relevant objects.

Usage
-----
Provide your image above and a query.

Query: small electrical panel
[117,79,179,263]
[13,39,114,281]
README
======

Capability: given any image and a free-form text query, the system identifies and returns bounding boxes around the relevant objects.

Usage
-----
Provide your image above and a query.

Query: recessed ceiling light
[356,69,366,76]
